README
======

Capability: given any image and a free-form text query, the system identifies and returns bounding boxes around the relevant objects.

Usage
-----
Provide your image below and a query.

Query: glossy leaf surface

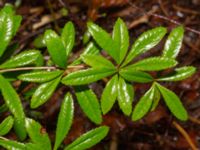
[0,50,43,69]
[44,30,67,68]
[81,54,115,69]
[0,137,26,150]
[62,68,116,85]
[75,86,102,124]
[101,75,118,114]
[123,27,167,66]
[113,18,129,64]
[117,77,134,116]
[119,68,153,83]
[64,126,109,150]
[132,86,155,121]
[0,75,26,140]
[31,76,61,108]
[25,118,51,150]
[18,70,63,83]
[0,116,14,136]
[156,83,188,121]
[125,57,177,71]
[87,22,119,62]
[54,93,74,150]
[162,26,184,58]
[158,66,196,81]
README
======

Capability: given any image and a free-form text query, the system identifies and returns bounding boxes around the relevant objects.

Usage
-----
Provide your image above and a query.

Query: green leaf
[0,75,26,140]
[119,68,153,83]
[0,50,43,69]
[54,93,74,150]
[101,75,118,114]
[44,30,67,68]
[132,86,155,121]
[26,143,42,150]
[158,66,196,81]
[113,18,129,64]
[64,126,109,150]
[81,54,115,69]
[117,77,134,116]
[123,27,167,66]
[0,137,26,150]
[0,116,14,136]
[150,86,161,111]
[156,83,188,121]
[124,57,177,71]
[87,22,119,63]
[31,76,61,108]
[61,21,75,57]
[18,70,63,83]
[25,118,51,150]
[162,26,184,58]
[62,68,116,85]
[75,86,102,124]
[12,15,22,36]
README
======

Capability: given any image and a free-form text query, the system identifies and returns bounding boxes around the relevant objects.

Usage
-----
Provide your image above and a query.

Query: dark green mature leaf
[75,86,102,124]
[61,21,75,57]
[44,30,67,68]
[0,50,43,69]
[64,126,109,150]
[132,86,155,121]
[117,77,134,116]
[0,5,21,57]
[113,18,129,64]
[0,137,26,150]
[18,70,63,83]
[162,26,184,58]
[0,75,26,140]
[31,76,61,108]
[0,116,14,136]
[81,54,115,69]
[54,93,74,150]
[87,22,119,63]
[124,57,177,71]
[25,118,51,150]
[156,83,188,121]
[123,27,167,66]
[62,68,116,85]
[119,68,153,83]
[158,66,196,81]
[101,75,118,114]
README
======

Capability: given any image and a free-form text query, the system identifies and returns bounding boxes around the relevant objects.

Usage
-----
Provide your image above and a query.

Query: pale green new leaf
[158,66,196,81]
[31,76,61,108]
[75,86,102,124]
[124,57,177,71]
[25,118,51,150]
[0,50,43,69]
[101,75,118,114]
[156,83,188,121]
[162,26,184,58]
[0,75,26,140]
[0,116,14,136]
[117,77,134,116]
[132,86,155,121]
[119,68,153,83]
[81,54,115,69]
[64,126,109,150]
[18,70,63,83]
[62,68,116,85]
[54,93,74,150]
[113,18,129,64]
[87,22,119,63]
[44,30,67,68]
[0,137,26,150]
[61,21,75,57]
[123,27,167,66]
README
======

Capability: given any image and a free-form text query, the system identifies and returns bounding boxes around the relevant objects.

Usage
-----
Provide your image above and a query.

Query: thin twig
[172,121,198,150]
[189,116,200,125]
